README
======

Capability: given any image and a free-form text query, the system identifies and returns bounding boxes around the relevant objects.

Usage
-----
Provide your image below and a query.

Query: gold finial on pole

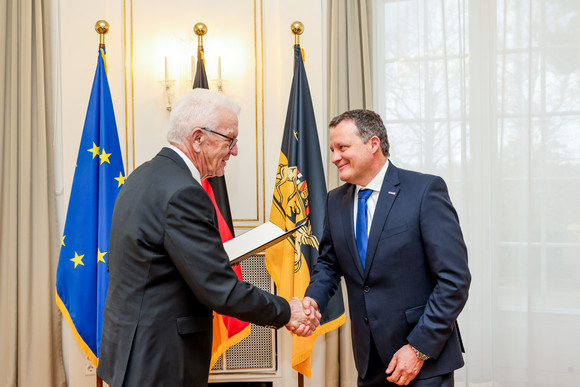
[194,22,208,47]
[95,20,110,46]
[290,21,304,45]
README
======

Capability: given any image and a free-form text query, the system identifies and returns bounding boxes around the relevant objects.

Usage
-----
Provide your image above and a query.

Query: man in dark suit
[300,109,471,386]
[97,89,319,387]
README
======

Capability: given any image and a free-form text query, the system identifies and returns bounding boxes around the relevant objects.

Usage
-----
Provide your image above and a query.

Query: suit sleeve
[163,184,291,328]
[406,176,471,358]
[304,193,343,312]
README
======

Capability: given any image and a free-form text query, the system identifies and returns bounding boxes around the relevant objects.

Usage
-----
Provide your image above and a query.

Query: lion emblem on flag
[272,164,319,273]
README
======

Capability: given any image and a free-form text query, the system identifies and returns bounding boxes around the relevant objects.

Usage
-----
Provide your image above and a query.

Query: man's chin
[338,172,350,182]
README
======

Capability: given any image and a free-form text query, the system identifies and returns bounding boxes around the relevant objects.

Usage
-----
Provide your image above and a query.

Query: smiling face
[329,119,383,186]
[197,108,239,179]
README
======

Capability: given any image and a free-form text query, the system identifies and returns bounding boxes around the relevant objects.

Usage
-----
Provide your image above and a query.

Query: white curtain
[372,0,580,386]
[0,0,66,385]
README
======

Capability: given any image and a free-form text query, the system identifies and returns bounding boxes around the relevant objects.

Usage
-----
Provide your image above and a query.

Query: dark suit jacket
[305,162,471,379]
[97,148,290,387]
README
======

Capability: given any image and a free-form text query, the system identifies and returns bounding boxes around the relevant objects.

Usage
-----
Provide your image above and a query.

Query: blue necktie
[356,189,373,268]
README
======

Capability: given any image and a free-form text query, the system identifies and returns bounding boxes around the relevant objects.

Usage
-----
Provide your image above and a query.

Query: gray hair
[329,109,390,157]
[167,88,241,144]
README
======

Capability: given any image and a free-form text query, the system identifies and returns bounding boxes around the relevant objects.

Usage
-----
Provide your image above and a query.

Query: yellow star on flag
[97,249,107,263]
[88,142,100,159]
[114,171,126,187]
[100,149,111,165]
[70,252,85,268]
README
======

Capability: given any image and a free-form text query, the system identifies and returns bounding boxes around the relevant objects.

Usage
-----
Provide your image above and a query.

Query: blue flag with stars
[56,45,124,366]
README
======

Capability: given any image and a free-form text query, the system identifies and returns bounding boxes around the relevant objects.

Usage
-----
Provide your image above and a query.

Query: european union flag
[56,45,124,366]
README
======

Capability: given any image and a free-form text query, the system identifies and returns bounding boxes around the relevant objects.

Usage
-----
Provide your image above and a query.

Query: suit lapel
[364,163,400,278]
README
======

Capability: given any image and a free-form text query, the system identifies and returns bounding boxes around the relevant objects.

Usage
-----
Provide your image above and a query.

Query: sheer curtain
[0,0,66,386]
[328,0,374,189]
[324,2,374,386]
[372,0,580,386]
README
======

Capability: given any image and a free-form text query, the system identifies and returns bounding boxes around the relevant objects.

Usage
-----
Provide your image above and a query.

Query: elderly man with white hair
[98,88,319,387]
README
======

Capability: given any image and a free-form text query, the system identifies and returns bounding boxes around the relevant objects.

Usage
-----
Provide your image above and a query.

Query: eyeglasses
[200,127,238,150]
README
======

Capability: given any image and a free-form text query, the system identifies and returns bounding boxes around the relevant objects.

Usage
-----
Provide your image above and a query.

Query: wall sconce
[212,56,228,93]
[210,56,231,93]
[161,55,226,111]
[161,23,229,112]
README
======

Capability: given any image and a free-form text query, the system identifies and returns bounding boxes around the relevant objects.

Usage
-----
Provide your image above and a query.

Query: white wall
[55,1,329,386]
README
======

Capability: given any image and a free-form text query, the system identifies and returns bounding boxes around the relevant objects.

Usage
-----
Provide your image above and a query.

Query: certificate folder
[224,222,303,264]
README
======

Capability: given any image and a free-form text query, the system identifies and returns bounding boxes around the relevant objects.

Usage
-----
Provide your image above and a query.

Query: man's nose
[229,143,239,156]
[331,150,340,163]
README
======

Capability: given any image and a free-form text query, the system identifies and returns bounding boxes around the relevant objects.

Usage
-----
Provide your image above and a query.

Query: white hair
[167,88,241,144]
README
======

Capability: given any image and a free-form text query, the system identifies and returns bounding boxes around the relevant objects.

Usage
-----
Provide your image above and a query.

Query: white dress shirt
[353,159,390,236]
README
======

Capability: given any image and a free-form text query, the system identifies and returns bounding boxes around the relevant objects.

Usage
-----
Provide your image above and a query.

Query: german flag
[192,43,251,367]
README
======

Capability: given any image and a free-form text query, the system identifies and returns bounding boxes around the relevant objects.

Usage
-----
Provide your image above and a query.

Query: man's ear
[189,128,204,151]
[369,136,381,154]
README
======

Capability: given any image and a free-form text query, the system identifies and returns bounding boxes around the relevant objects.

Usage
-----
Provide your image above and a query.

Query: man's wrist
[410,345,430,361]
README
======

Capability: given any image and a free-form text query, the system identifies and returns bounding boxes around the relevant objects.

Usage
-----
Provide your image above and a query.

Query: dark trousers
[357,339,454,387]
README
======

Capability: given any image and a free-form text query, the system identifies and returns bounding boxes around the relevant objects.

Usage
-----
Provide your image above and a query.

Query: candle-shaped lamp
[162,56,174,111]
[164,56,169,83]
[217,56,223,92]
[191,55,195,83]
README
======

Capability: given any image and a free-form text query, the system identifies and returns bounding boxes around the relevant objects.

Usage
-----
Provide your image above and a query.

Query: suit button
[364,316,369,323]
[363,286,370,293]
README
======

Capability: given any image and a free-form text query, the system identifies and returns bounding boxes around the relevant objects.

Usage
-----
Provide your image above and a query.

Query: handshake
[284,296,321,337]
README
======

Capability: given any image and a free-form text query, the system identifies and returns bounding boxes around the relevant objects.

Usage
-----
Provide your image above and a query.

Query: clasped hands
[285,296,321,336]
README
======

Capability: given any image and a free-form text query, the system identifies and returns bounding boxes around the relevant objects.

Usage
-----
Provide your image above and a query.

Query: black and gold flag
[265,44,345,377]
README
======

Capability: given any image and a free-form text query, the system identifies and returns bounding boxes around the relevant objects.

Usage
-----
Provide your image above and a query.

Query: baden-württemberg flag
[265,45,345,377]
[55,45,124,366]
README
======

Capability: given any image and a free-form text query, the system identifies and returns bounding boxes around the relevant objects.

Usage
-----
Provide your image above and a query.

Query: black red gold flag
[193,45,250,366]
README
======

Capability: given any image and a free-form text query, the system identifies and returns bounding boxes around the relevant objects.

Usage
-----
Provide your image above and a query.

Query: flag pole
[291,20,304,46]
[95,19,108,387]
[193,22,207,90]
[95,19,109,47]
[291,20,306,387]
[194,21,207,47]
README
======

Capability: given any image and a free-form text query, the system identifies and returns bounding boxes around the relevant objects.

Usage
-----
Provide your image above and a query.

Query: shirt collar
[357,159,389,194]
[168,144,201,185]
